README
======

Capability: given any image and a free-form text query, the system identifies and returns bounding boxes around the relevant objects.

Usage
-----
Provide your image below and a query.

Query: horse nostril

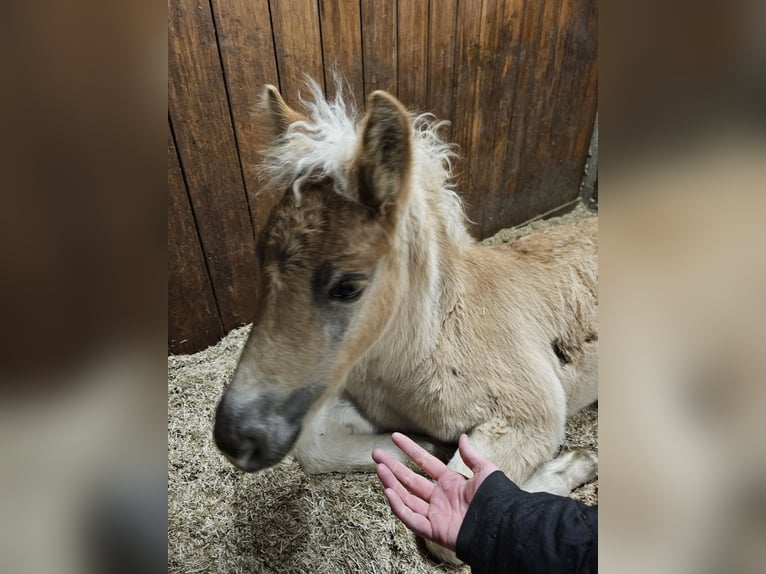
[213,417,244,460]
[213,409,269,472]
[240,440,263,471]
[225,430,272,472]
[213,391,303,472]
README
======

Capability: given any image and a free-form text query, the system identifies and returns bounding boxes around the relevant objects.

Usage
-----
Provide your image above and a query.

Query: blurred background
[1,1,166,573]
[0,0,764,572]
[600,0,766,572]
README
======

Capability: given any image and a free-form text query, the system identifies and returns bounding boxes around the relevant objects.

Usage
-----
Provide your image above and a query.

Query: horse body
[297,215,598,486]
[343,217,598,448]
[213,80,597,563]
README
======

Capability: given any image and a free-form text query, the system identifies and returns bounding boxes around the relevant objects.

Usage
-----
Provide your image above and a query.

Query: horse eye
[328,279,364,301]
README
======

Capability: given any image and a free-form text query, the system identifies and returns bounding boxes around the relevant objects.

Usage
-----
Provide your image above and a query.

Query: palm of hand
[426,469,491,549]
[372,433,499,551]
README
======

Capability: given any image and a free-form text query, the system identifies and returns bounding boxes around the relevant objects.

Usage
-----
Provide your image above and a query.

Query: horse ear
[354,91,412,214]
[262,85,308,135]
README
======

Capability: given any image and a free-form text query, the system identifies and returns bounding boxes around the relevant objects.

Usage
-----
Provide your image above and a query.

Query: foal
[214,81,598,563]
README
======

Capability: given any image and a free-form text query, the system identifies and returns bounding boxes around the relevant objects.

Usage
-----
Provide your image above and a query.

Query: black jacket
[455,471,597,574]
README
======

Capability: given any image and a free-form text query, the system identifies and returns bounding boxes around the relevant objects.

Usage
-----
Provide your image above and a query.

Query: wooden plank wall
[168,0,598,354]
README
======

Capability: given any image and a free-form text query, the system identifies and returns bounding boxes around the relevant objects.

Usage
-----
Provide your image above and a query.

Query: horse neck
[367,187,468,371]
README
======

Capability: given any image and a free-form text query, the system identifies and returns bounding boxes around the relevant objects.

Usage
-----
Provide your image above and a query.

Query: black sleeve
[455,471,597,574]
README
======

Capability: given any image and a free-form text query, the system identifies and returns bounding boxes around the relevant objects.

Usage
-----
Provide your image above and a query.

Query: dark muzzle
[213,385,322,472]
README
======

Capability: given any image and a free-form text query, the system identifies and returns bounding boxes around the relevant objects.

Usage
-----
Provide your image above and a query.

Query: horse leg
[293,394,421,474]
[522,449,598,495]
[445,421,597,495]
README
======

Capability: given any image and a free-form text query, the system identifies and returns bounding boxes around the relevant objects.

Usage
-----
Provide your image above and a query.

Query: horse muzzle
[213,385,320,472]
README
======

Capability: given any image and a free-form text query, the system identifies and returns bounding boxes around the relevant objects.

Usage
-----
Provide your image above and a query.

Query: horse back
[464,216,598,412]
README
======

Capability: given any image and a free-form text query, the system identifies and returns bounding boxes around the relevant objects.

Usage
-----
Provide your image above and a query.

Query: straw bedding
[168,204,598,574]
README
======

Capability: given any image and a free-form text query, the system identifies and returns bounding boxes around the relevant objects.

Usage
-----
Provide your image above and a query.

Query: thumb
[458,434,493,473]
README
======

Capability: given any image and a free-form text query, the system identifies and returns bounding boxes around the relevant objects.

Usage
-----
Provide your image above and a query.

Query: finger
[371,448,390,465]
[391,432,447,480]
[376,463,430,515]
[374,450,436,501]
[372,447,410,471]
[458,434,498,473]
[383,488,434,541]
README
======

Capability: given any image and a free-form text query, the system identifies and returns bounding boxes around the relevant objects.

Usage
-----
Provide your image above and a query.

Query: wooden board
[426,0,459,131]
[318,0,365,103]
[450,0,487,234]
[475,0,524,235]
[397,0,429,110]
[489,0,598,235]
[210,0,281,235]
[168,124,223,354]
[270,0,325,102]
[361,0,398,95]
[168,0,259,333]
[448,0,597,237]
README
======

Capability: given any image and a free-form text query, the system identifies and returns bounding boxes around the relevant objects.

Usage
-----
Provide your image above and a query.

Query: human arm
[456,470,598,574]
[373,432,598,574]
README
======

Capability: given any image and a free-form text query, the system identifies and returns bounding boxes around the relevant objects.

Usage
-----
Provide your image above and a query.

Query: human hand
[372,432,499,551]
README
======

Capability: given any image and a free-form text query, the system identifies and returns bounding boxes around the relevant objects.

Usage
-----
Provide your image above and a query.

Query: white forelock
[258,78,471,245]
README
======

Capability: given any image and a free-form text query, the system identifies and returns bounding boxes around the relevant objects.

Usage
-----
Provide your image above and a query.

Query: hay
[168,205,598,573]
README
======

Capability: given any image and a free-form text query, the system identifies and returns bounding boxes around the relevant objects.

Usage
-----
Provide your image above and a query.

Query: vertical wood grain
[465,0,504,237]
[426,0,458,129]
[168,0,259,333]
[210,0,281,236]
[270,0,325,103]
[318,0,365,103]
[361,0,398,94]
[168,123,223,354]
[476,0,524,235]
[496,0,556,230]
[397,0,429,110]
[487,0,598,236]
[447,0,597,237]
[450,0,485,234]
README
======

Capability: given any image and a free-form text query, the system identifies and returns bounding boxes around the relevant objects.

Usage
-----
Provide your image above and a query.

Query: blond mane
[258,79,471,246]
